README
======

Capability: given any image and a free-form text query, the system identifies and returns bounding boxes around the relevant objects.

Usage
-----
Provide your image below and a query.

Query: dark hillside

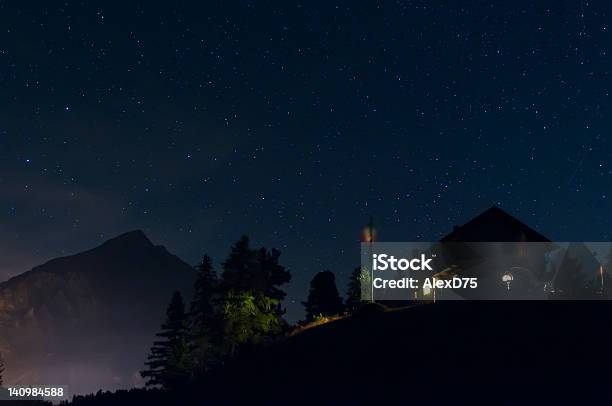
[205,301,612,403]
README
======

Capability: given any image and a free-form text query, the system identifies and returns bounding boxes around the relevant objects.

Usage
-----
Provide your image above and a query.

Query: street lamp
[502,271,514,291]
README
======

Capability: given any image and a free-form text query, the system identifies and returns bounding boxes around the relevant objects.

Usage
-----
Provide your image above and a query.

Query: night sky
[2,1,612,321]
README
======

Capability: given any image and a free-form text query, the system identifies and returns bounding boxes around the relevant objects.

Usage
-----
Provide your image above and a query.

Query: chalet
[424,206,557,300]
[372,206,607,302]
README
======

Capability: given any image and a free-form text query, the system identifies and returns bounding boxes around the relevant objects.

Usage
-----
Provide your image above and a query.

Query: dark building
[440,206,551,243]
[375,206,606,302]
[426,206,557,299]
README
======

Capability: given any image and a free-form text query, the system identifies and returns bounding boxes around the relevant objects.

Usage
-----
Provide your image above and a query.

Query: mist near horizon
[0,231,194,395]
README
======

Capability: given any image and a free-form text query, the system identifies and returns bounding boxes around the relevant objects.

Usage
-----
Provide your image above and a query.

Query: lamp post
[502,271,514,291]
[363,217,376,303]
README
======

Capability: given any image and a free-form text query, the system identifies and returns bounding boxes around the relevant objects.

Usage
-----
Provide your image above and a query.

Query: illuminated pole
[365,217,375,303]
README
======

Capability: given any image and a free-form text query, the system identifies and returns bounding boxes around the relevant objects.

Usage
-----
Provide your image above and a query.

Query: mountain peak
[0,229,195,394]
[99,230,154,251]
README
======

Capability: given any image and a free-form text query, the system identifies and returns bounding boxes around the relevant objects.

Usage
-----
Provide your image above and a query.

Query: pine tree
[188,255,218,373]
[256,247,291,302]
[221,236,290,304]
[0,352,4,387]
[346,266,364,312]
[222,290,283,356]
[190,255,217,327]
[604,245,612,296]
[217,236,291,355]
[141,291,190,390]
[220,236,258,293]
[303,270,345,322]
[606,245,612,271]
[553,253,590,299]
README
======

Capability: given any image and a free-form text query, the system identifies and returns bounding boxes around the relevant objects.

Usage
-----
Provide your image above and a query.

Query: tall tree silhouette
[0,352,4,386]
[346,266,364,312]
[303,270,345,322]
[606,245,612,272]
[553,252,592,299]
[220,236,257,293]
[188,254,218,373]
[222,291,284,356]
[257,246,292,302]
[141,291,190,390]
[598,245,612,298]
[191,255,218,320]
[218,236,291,354]
[221,236,290,303]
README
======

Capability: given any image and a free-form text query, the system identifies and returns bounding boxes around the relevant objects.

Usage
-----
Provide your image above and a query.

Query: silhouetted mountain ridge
[0,230,195,395]
[2,230,171,283]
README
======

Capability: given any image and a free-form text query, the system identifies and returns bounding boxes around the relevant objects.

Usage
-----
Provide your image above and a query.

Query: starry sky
[2,1,612,321]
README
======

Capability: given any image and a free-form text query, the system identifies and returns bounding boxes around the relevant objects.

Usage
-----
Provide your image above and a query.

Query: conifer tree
[256,246,292,303]
[303,270,345,322]
[222,291,283,356]
[190,255,217,327]
[141,291,190,390]
[346,266,364,312]
[554,253,590,299]
[217,236,291,355]
[220,236,258,293]
[0,352,4,387]
[188,255,218,372]
[221,236,290,305]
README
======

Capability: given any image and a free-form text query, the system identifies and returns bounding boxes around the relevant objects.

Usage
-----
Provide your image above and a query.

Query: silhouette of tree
[606,245,612,270]
[256,246,292,303]
[0,352,4,387]
[141,291,190,390]
[221,236,290,304]
[346,266,365,312]
[190,255,217,326]
[303,271,345,322]
[222,290,284,356]
[217,236,291,355]
[188,255,219,373]
[553,253,593,299]
[220,236,258,293]
[602,245,612,297]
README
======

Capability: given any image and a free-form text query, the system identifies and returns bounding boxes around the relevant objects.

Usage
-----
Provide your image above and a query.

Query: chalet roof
[440,206,551,243]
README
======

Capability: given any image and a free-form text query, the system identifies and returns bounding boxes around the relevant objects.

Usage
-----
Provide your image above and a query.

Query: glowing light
[502,271,513,291]
[362,226,376,243]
